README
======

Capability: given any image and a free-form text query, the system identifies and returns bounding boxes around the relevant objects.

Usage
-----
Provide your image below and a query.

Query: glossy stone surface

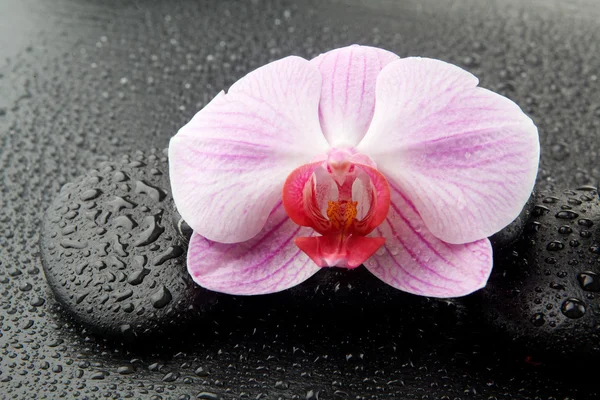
[40,150,218,338]
[480,187,600,360]
[1,0,600,398]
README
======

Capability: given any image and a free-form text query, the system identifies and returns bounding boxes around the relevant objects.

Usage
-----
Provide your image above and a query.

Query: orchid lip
[282,150,391,269]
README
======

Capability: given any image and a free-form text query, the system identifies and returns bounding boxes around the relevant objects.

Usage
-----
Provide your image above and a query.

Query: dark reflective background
[1,0,599,398]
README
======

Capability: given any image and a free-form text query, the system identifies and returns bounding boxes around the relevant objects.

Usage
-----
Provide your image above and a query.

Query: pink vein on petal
[344,47,353,115]
[372,256,423,294]
[389,185,464,277]
[383,214,462,284]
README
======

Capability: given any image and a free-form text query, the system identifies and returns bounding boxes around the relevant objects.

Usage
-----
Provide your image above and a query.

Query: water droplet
[30,296,45,307]
[150,285,172,309]
[106,255,126,270]
[75,292,90,304]
[546,241,564,251]
[114,289,133,302]
[274,381,289,389]
[80,189,102,201]
[578,271,600,292]
[194,366,210,377]
[306,390,319,400]
[135,180,166,202]
[64,210,78,220]
[117,365,136,375]
[111,235,129,257]
[113,215,138,230]
[532,205,550,216]
[530,313,546,327]
[561,298,586,319]
[129,160,146,168]
[590,244,600,254]
[153,245,184,266]
[556,210,579,220]
[113,171,129,182]
[134,214,165,247]
[543,196,559,204]
[526,221,541,232]
[162,372,179,382]
[107,196,137,213]
[90,371,107,380]
[127,268,150,286]
[558,225,572,234]
[60,239,88,249]
[577,185,598,191]
[578,219,594,227]
[61,224,77,235]
[172,211,192,241]
[196,393,218,400]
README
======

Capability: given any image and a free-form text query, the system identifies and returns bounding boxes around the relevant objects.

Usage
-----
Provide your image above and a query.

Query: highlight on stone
[168,45,540,296]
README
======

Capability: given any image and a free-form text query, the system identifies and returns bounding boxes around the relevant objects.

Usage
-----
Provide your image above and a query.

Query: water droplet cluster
[481,187,600,359]
[40,150,217,338]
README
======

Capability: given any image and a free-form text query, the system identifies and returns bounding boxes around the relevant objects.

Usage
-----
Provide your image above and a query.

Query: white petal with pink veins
[169,56,329,243]
[364,181,493,297]
[187,203,319,295]
[358,57,539,244]
[311,45,399,148]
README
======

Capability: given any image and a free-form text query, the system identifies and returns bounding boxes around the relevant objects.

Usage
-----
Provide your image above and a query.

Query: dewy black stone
[480,187,600,360]
[40,149,218,338]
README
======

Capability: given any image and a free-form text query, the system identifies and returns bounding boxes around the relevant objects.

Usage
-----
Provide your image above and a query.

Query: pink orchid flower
[169,45,539,297]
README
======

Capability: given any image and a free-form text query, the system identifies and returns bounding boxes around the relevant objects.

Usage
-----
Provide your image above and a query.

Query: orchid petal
[311,45,399,148]
[187,203,319,295]
[357,57,539,244]
[364,182,493,297]
[169,56,330,243]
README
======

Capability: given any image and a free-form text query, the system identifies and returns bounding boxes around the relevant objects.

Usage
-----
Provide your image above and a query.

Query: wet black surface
[481,187,600,361]
[1,0,600,398]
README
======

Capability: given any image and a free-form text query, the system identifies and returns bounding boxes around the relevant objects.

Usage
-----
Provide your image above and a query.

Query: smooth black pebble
[480,186,600,360]
[40,149,218,339]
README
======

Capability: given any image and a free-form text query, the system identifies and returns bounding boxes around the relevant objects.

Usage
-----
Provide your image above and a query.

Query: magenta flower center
[282,149,391,269]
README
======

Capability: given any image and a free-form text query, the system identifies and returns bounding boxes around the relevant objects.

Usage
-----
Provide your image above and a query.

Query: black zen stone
[40,149,218,338]
[480,186,600,360]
